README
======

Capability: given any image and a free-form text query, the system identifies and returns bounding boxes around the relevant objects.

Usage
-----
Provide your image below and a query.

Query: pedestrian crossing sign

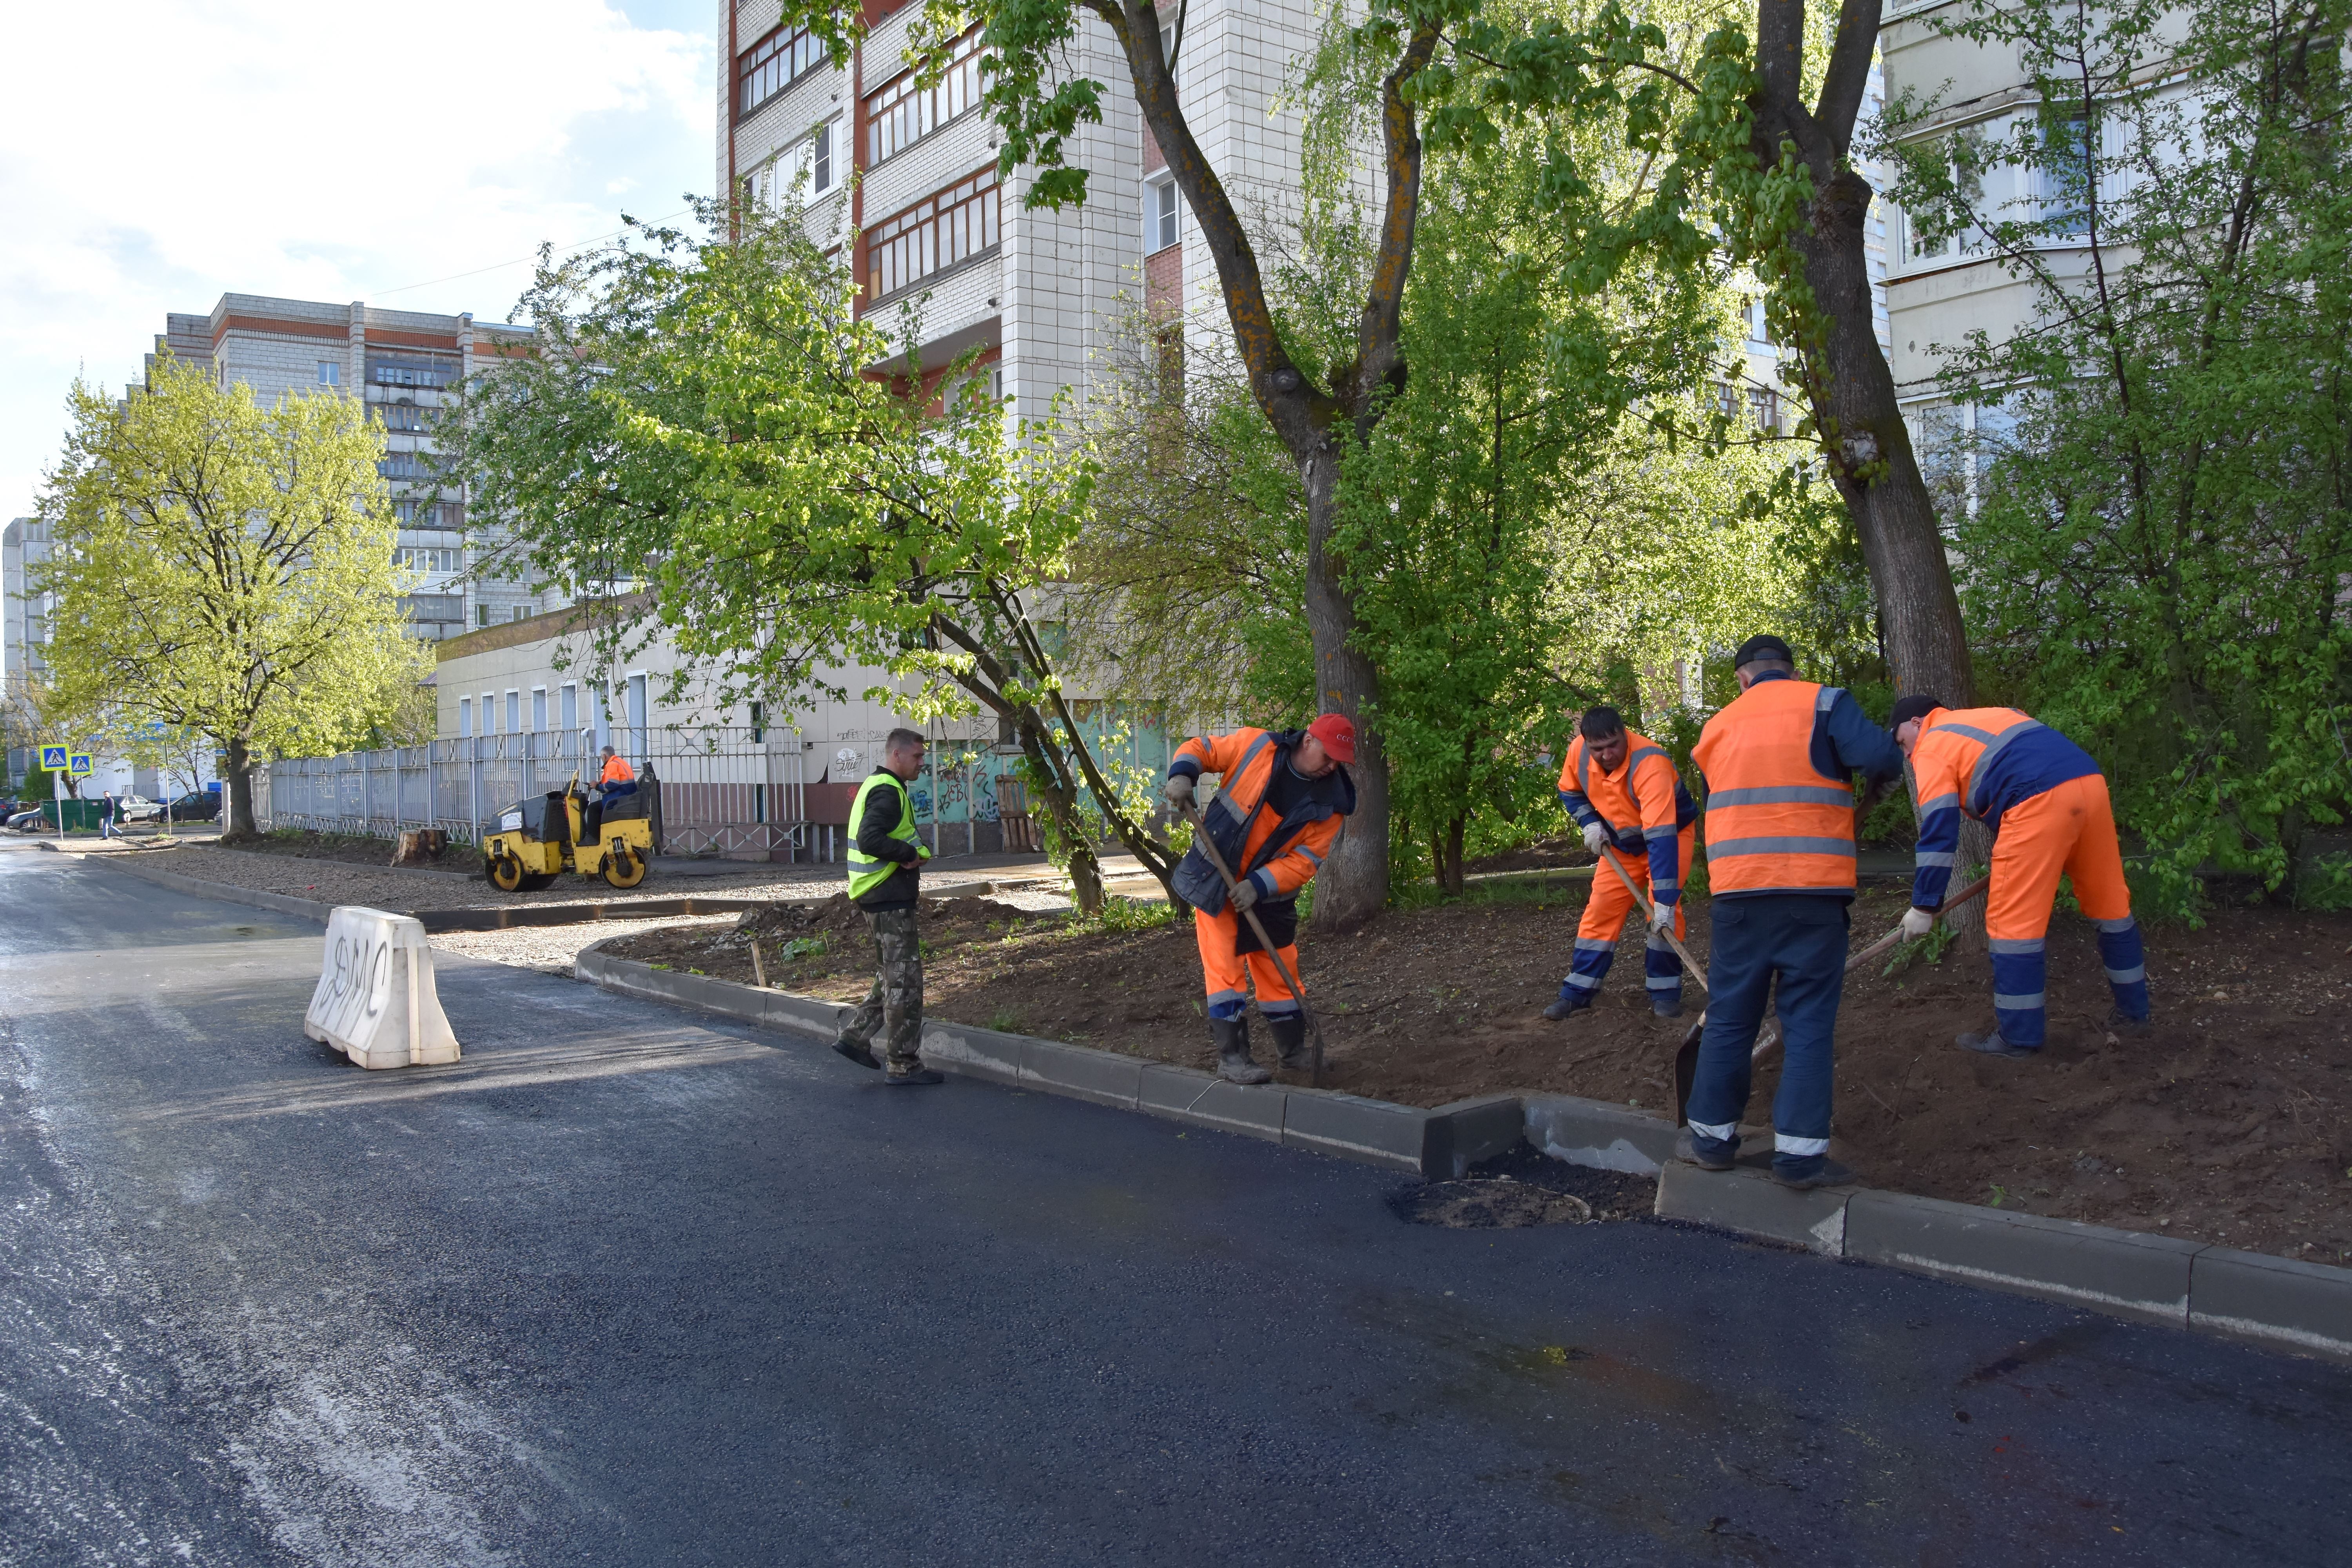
[67,754,93,778]
[39,744,67,770]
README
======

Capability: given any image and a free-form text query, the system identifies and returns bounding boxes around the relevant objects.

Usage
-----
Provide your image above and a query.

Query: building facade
[142,295,544,640]
[717,0,1325,422]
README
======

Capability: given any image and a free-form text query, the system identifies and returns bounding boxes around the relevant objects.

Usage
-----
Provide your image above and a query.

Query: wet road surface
[4,848,2349,1564]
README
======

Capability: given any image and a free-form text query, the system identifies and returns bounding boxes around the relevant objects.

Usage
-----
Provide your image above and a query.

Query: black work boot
[1266,1013,1312,1071]
[1957,1029,2040,1058]
[1541,990,1594,1022]
[833,1038,882,1071]
[885,1066,946,1086]
[1211,1017,1272,1085]
[2104,1007,2152,1038]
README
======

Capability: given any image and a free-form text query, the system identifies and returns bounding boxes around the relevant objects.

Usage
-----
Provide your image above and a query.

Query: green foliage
[1889,0,2352,914]
[33,356,428,833]
[449,197,1176,909]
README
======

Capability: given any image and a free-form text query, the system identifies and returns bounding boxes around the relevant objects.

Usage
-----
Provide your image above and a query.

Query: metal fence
[252,725,1029,862]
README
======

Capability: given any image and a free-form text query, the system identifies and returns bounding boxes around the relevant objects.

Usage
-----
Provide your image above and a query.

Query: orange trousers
[1563,829,1693,1002]
[1986,774,2132,940]
[1194,906,1301,1020]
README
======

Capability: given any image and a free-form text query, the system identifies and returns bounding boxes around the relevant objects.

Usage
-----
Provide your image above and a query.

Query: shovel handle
[1178,798,1326,1087]
[1596,844,1708,996]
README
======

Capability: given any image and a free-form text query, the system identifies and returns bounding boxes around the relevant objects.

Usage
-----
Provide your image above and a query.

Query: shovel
[1671,874,1992,1125]
[1177,799,1328,1088]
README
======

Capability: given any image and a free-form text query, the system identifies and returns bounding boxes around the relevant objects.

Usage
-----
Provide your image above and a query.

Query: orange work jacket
[1691,678,1860,896]
[1172,726,1350,901]
[599,755,636,786]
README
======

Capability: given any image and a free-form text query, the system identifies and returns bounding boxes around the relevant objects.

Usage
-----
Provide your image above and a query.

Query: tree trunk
[1013,712,1106,914]
[1300,442,1390,929]
[224,735,256,840]
[1435,813,1467,897]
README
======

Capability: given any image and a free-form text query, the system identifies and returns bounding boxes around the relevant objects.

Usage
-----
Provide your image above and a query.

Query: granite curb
[582,934,2352,1367]
[575,940,1521,1179]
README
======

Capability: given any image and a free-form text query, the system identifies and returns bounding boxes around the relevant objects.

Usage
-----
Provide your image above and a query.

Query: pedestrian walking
[833,728,942,1085]
[1161,715,1357,1083]
[1680,635,1905,1189]
[1890,695,2151,1056]
[1544,706,1701,1020]
[99,789,117,840]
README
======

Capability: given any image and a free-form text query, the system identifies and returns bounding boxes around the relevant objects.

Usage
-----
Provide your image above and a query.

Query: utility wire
[370,207,696,301]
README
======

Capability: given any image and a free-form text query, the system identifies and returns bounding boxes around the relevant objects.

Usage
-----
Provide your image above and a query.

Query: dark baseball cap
[1731,634,1795,669]
[1889,694,1944,728]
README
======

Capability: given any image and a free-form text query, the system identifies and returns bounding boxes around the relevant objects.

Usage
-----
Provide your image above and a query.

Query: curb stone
[1844,1189,2204,1328]
[562,933,2352,1365]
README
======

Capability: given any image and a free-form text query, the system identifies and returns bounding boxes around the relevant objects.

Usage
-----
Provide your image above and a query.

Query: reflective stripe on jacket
[1692,678,1860,896]
[846,769,923,904]
[600,755,636,786]
[1557,730,1699,902]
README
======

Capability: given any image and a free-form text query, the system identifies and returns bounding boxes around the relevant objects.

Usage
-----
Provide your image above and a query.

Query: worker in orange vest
[1889,695,2150,1056]
[1544,706,1700,1019]
[1161,715,1357,1083]
[1682,635,1905,1189]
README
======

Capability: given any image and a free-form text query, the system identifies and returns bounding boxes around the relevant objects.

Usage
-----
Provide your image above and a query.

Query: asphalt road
[4,849,2349,1566]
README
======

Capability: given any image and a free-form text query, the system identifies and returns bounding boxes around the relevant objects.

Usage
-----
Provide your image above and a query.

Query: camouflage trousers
[839,906,924,1071]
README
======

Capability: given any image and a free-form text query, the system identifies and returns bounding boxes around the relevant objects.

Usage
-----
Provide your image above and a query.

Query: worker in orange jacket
[1545,706,1700,1020]
[1161,715,1357,1083]
[1890,695,2151,1056]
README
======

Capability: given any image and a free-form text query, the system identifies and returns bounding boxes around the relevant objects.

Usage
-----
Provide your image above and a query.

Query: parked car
[6,805,51,831]
[112,793,165,823]
[162,791,223,822]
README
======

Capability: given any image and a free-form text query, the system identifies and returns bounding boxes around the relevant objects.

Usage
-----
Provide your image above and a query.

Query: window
[376,403,428,432]
[1747,386,1779,432]
[394,546,462,575]
[560,683,578,733]
[379,453,429,479]
[867,168,1000,301]
[739,21,824,116]
[865,30,984,165]
[761,119,838,210]
[506,691,521,734]
[392,500,463,528]
[532,688,548,732]
[482,690,497,730]
[510,606,529,623]
[1147,176,1180,252]
[2032,117,2094,236]
[368,358,454,388]
[478,606,492,627]
[317,361,341,386]
[458,696,472,737]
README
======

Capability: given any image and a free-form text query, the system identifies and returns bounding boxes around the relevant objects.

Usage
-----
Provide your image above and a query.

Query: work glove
[1229,877,1260,915]
[1648,898,1675,935]
[1901,906,1936,939]
[1581,822,1612,856]
[1161,775,1194,811]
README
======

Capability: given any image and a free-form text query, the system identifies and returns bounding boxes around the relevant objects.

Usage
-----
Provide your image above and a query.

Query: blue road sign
[67,754,93,778]
[40,744,67,770]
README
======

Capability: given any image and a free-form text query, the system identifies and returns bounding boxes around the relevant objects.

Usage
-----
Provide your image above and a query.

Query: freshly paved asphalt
[4,849,2349,1566]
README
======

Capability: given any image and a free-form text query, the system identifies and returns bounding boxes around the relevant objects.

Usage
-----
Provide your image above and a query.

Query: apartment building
[141,295,543,639]
[2,516,50,776]
[718,0,1322,419]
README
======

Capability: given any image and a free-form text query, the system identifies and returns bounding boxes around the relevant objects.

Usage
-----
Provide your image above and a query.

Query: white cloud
[0,0,715,520]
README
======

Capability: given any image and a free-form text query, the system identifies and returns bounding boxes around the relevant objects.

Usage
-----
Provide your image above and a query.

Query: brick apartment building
[718,0,1321,417]
[140,296,543,640]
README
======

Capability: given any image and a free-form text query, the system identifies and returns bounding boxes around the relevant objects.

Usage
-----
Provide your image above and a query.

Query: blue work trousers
[1685,894,1849,1179]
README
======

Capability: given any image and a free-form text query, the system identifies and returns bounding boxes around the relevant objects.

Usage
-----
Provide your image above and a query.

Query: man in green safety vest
[833,727,944,1085]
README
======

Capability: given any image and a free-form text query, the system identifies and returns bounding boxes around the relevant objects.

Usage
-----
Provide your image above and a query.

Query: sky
[0,0,717,524]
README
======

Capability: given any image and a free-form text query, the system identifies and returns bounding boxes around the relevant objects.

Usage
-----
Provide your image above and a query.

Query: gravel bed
[155,845,854,910]
[432,915,739,976]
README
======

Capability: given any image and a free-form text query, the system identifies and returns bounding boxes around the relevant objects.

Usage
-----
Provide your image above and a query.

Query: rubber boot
[1211,1016,1271,1084]
[1957,1028,2039,1058]
[1266,1013,1311,1072]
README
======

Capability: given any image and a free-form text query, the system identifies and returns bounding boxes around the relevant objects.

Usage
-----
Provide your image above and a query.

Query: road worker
[1889,695,2151,1056]
[833,728,943,1085]
[1681,635,1905,1189]
[1544,706,1700,1020]
[582,745,639,840]
[1161,715,1357,1083]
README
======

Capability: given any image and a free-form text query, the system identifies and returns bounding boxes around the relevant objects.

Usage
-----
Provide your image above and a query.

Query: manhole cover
[1393,1177,1593,1229]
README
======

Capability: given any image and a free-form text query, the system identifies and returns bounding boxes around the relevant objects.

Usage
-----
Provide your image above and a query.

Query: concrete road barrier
[303,907,461,1069]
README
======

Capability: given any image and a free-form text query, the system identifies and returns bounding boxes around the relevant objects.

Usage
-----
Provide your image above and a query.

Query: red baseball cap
[1305,712,1357,764]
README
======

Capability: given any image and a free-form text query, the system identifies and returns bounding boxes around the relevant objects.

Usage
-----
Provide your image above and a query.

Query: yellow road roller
[482,773,653,891]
